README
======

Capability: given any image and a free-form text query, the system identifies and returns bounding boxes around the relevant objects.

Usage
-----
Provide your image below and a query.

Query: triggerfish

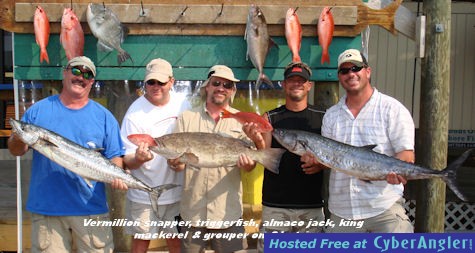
[317,7,334,65]
[33,6,50,64]
[285,7,302,63]
[221,108,273,133]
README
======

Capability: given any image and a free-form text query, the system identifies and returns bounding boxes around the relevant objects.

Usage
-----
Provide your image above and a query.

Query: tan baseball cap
[67,56,96,77]
[337,49,368,69]
[144,58,173,83]
[206,65,240,82]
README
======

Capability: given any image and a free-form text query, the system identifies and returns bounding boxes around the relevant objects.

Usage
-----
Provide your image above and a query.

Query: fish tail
[321,51,330,65]
[440,148,473,201]
[117,49,132,65]
[292,54,301,63]
[255,74,274,90]
[40,49,50,64]
[148,184,180,218]
[255,148,286,174]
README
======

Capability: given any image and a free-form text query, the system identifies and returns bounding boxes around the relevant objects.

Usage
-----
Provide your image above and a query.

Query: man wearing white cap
[121,58,191,253]
[8,56,127,252]
[322,49,415,232]
[168,65,256,252]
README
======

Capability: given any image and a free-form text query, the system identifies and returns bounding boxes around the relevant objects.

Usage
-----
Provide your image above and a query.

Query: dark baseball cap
[284,62,312,80]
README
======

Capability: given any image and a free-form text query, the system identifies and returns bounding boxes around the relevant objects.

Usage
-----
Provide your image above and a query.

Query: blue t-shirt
[22,95,124,216]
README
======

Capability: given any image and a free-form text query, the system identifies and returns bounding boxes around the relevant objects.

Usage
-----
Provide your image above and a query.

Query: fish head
[272,129,307,155]
[61,8,79,28]
[87,3,109,23]
[127,134,157,147]
[9,118,39,146]
[248,5,266,24]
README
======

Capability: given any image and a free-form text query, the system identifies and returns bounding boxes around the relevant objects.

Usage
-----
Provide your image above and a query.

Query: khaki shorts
[325,199,414,233]
[257,206,325,253]
[125,199,180,235]
[31,213,113,253]
[180,224,248,253]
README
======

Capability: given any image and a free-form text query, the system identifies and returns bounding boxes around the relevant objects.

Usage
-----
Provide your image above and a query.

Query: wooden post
[415,0,451,232]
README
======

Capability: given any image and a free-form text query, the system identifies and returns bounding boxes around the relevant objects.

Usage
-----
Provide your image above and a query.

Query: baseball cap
[337,49,368,69]
[144,58,173,83]
[67,56,96,77]
[284,62,312,80]
[206,65,240,82]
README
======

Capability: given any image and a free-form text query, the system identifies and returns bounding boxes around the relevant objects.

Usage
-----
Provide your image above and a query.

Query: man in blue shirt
[8,56,127,252]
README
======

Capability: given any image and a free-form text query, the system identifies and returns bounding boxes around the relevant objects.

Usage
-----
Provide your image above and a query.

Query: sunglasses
[146,79,168,86]
[338,65,366,75]
[211,80,234,89]
[70,67,94,80]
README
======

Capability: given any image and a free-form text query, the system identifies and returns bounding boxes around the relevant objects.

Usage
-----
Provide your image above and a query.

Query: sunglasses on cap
[69,67,94,80]
[338,65,366,75]
[211,80,234,89]
[146,79,168,86]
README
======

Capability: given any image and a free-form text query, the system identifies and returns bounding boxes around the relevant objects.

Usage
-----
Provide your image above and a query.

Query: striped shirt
[322,88,415,220]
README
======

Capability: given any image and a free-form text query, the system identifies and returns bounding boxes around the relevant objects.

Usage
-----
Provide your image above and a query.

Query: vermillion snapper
[245,5,277,89]
[285,7,302,63]
[87,3,132,64]
[34,6,50,64]
[220,108,273,133]
[128,132,285,174]
[317,7,334,65]
[10,119,178,217]
[60,8,84,60]
[272,128,473,201]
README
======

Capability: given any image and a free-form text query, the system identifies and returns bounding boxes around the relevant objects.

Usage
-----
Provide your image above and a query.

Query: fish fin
[256,148,286,174]
[361,145,377,150]
[83,177,93,188]
[255,74,274,90]
[117,49,132,65]
[40,49,50,64]
[321,51,330,65]
[149,184,180,218]
[97,41,114,52]
[292,55,301,63]
[440,148,474,201]
[182,152,200,165]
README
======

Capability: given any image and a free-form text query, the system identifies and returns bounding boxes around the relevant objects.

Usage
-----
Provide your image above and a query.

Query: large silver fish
[245,5,276,89]
[128,132,285,174]
[272,128,473,201]
[10,119,177,215]
[86,3,131,64]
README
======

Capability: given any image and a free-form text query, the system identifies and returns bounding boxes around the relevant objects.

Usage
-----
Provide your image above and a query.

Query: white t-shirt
[121,92,191,205]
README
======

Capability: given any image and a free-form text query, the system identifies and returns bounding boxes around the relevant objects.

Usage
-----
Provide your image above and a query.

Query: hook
[218,3,224,16]
[140,1,145,16]
[70,0,73,10]
[102,2,105,9]
[180,6,189,16]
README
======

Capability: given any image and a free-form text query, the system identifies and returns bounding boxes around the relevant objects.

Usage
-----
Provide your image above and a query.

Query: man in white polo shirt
[322,49,415,232]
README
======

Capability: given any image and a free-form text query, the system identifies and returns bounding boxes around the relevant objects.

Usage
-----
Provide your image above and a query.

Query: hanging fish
[34,6,50,64]
[87,3,132,64]
[245,5,277,89]
[60,8,84,61]
[317,7,334,65]
[285,7,302,63]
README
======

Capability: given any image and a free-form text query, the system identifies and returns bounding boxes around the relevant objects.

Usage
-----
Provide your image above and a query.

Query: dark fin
[149,184,180,218]
[361,145,377,150]
[255,74,274,90]
[440,148,474,201]
[117,49,132,65]
[257,148,286,174]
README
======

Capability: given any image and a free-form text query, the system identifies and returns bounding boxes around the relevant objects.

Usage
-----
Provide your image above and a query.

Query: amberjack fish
[128,132,285,174]
[245,5,277,89]
[272,128,473,201]
[220,108,273,133]
[317,7,334,65]
[34,6,50,64]
[10,119,177,215]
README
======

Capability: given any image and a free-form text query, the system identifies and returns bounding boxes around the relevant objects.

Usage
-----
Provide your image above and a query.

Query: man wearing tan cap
[121,58,191,253]
[8,56,127,252]
[322,49,415,232]
[168,65,255,253]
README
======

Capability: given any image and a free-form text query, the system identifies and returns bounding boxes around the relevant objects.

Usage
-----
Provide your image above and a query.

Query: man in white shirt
[121,58,191,252]
[322,49,414,232]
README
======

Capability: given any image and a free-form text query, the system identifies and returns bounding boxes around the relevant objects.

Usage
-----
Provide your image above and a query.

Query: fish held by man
[272,128,473,201]
[245,4,277,89]
[87,3,132,64]
[60,8,84,61]
[128,132,285,174]
[317,7,334,65]
[34,6,50,64]
[285,7,302,63]
[9,118,177,216]
[220,108,273,133]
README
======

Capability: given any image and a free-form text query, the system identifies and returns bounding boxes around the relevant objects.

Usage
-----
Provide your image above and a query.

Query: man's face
[205,77,236,106]
[337,62,371,94]
[144,78,173,105]
[283,75,311,102]
[62,65,95,98]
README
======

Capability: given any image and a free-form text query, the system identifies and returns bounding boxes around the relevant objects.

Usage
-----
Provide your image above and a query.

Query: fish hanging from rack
[60,8,84,61]
[317,7,334,65]
[34,6,50,64]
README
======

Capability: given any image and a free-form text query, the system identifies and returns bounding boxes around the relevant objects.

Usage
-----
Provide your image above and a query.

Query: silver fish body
[149,132,285,174]
[10,119,177,214]
[245,5,274,89]
[86,3,131,64]
[272,128,473,201]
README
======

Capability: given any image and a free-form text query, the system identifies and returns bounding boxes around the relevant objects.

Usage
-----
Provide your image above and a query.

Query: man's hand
[300,151,327,174]
[237,154,256,172]
[110,178,128,190]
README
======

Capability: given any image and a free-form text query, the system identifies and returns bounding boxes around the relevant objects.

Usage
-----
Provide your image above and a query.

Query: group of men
[8,48,415,253]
